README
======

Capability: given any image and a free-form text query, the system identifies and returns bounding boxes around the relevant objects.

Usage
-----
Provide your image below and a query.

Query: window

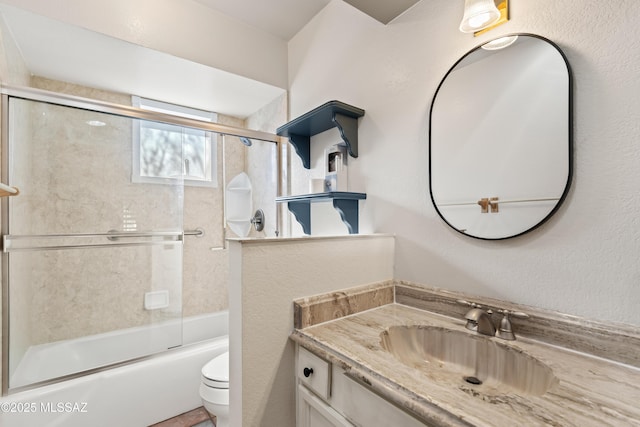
[132,96,218,187]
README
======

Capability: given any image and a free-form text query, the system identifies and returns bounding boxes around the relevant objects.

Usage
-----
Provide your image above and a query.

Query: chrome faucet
[457,300,529,341]
[464,307,496,336]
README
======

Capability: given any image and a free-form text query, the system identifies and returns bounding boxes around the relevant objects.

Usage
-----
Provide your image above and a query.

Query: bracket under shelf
[276,101,365,169]
[276,192,366,235]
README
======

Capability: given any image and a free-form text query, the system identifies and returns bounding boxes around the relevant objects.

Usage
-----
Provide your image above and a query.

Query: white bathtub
[1,311,228,427]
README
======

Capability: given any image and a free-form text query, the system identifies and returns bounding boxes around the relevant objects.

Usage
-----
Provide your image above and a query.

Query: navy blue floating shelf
[276,101,365,169]
[276,192,366,235]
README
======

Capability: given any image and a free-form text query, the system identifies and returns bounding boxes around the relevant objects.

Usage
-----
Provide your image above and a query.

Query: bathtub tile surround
[0,76,284,392]
[291,281,640,426]
[9,77,221,345]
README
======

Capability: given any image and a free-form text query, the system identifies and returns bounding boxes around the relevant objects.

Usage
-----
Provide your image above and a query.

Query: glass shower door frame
[0,84,280,395]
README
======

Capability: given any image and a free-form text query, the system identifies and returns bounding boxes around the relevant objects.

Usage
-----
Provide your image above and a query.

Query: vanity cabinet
[296,346,430,427]
[298,385,354,427]
[297,347,353,427]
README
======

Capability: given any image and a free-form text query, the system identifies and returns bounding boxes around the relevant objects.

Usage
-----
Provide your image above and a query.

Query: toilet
[200,351,229,427]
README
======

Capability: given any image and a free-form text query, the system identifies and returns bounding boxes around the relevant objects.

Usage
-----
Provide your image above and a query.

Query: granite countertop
[291,282,640,427]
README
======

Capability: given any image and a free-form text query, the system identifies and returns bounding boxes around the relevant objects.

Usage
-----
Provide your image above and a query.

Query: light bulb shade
[459,0,501,33]
[481,35,518,50]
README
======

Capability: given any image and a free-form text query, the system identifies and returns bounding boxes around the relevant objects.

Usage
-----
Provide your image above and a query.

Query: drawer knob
[303,367,314,378]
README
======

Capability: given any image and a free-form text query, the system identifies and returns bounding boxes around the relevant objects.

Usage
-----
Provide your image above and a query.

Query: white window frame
[132,96,218,188]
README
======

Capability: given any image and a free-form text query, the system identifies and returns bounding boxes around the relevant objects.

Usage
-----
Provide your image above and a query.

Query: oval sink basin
[380,325,558,396]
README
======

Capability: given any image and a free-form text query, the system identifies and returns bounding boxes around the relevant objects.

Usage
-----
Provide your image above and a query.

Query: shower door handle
[3,231,185,252]
[106,229,204,240]
[106,230,191,241]
[106,231,204,242]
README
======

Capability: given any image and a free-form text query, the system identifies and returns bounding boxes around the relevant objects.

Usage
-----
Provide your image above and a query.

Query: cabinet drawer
[298,346,331,400]
[298,385,354,427]
[332,370,431,427]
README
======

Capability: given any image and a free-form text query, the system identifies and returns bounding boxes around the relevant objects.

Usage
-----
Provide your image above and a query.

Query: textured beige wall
[288,0,640,326]
[228,235,395,427]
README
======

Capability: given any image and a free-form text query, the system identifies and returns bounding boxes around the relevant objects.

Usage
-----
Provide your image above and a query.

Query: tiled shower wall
[0,68,285,385]
[8,90,186,358]
[20,76,282,334]
[0,12,31,390]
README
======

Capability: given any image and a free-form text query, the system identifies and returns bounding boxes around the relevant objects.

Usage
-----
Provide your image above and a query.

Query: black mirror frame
[428,33,574,240]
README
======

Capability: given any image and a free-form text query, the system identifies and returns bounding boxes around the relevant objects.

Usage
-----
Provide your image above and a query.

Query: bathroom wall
[287,0,640,326]
[0,11,28,87]
[228,235,395,427]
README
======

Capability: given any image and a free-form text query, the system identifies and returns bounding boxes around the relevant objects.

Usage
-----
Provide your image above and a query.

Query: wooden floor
[149,407,216,427]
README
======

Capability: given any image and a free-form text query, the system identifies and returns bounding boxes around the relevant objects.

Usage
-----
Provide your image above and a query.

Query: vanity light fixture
[459,0,509,35]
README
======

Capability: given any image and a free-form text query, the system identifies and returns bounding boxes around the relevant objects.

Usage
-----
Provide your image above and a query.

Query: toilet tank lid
[202,351,229,382]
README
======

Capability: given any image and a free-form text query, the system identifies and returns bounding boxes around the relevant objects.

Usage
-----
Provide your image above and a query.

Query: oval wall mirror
[429,34,572,240]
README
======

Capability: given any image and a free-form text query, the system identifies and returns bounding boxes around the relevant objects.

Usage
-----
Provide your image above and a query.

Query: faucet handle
[456,299,482,309]
[498,309,529,319]
[495,309,529,340]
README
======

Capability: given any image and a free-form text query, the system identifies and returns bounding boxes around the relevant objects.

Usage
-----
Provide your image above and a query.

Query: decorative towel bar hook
[477,197,499,213]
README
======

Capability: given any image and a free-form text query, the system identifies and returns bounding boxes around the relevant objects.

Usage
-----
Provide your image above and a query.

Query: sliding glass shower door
[3,97,186,390]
